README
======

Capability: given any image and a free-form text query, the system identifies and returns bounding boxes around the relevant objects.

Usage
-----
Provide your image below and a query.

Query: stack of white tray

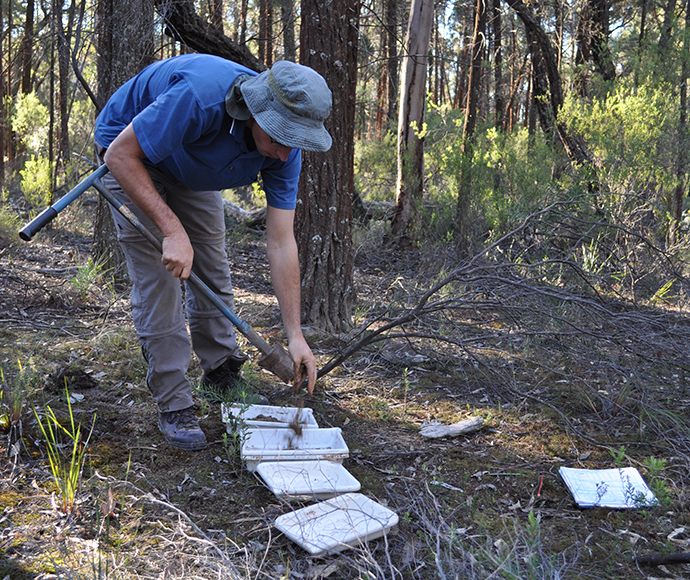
[222,403,399,555]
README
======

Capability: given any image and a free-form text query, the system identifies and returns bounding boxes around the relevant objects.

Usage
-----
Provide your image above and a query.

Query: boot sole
[165,437,207,451]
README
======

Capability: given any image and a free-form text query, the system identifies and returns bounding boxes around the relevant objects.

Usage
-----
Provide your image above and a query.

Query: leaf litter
[1,211,690,578]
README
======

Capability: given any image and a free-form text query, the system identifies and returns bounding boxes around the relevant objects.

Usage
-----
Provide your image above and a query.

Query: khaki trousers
[98,155,242,412]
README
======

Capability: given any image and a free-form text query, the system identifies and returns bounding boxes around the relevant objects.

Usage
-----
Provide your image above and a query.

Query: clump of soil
[49,366,99,392]
[252,414,281,422]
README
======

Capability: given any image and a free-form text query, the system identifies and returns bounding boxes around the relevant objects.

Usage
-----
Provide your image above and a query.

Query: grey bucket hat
[238,61,333,152]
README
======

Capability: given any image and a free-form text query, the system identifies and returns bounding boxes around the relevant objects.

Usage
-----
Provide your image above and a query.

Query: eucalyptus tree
[296,0,361,331]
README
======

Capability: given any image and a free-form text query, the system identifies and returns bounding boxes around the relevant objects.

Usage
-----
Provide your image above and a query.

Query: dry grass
[2,194,690,579]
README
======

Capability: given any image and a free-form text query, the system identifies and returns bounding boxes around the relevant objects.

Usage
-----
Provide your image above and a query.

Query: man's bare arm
[104,123,194,280]
[265,206,317,393]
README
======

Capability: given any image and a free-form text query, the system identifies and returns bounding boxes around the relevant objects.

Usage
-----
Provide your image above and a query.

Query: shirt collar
[229,118,251,153]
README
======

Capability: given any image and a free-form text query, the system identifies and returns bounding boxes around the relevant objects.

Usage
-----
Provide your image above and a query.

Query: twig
[141,493,234,564]
[634,552,690,565]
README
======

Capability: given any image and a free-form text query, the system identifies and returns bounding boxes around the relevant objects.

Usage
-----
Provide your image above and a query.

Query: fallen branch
[420,417,484,439]
[222,200,266,227]
[634,552,690,565]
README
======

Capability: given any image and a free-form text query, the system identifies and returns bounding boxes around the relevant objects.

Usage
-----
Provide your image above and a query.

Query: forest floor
[0,197,689,579]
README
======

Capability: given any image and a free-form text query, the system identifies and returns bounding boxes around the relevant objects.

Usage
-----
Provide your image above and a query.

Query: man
[94,54,331,451]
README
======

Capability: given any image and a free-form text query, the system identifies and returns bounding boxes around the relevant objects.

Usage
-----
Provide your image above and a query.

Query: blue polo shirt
[94,54,301,210]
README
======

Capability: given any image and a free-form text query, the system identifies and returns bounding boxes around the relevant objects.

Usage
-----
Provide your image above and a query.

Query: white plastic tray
[256,460,361,500]
[274,493,399,556]
[241,427,349,472]
[221,403,318,433]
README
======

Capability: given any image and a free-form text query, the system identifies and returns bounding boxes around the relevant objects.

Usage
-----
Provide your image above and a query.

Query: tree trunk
[296,0,360,332]
[492,0,504,127]
[21,0,34,94]
[240,0,248,45]
[456,0,486,246]
[658,0,678,54]
[385,0,399,130]
[636,0,647,87]
[259,0,273,66]
[0,0,5,181]
[56,0,75,173]
[6,0,13,164]
[555,0,563,68]
[673,0,690,229]
[154,0,265,71]
[390,0,434,248]
[457,14,473,113]
[504,0,595,174]
[259,0,267,63]
[639,0,647,46]
[92,0,155,281]
[590,0,614,80]
[49,1,55,189]
[527,58,537,145]
[279,0,296,61]
[464,0,487,147]
[575,0,615,88]
[433,9,441,105]
[574,0,591,95]
[374,5,393,136]
[71,0,100,111]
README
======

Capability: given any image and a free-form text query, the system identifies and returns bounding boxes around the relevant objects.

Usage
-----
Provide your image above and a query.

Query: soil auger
[19,164,297,385]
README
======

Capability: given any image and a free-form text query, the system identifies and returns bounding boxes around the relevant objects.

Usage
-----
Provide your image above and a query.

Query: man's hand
[105,123,193,279]
[288,336,317,395]
[161,231,194,280]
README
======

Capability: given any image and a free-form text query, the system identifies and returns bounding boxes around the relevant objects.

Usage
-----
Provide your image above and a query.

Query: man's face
[250,121,293,162]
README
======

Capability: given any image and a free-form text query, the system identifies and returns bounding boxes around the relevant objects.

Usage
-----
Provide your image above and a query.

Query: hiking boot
[200,353,268,404]
[158,407,207,451]
[201,353,248,391]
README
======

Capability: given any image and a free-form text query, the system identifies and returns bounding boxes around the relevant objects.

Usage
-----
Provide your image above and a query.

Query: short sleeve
[262,149,302,210]
[131,80,220,164]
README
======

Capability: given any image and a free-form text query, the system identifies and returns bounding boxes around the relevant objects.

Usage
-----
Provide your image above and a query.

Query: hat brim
[241,73,332,153]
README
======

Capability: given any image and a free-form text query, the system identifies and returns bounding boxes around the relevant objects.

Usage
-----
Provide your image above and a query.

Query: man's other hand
[161,231,194,280]
[288,337,317,394]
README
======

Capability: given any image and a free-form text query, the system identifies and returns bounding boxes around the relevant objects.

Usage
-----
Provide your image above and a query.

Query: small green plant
[643,455,667,477]
[33,386,96,514]
[222,432,242,462]
[71,255,109,302]
[367,397,392,421]
[0,203,21,250]
[1,360,40,459]
[608,445,626,465]
[222,404,249,461]
[643,456,672,507]
[650,279,676,305]
[474,509,571,580]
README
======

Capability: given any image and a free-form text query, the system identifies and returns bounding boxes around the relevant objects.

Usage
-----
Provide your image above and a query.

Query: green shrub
[20,155,52,210]
[559,82,678,198]
[11,92,49,156]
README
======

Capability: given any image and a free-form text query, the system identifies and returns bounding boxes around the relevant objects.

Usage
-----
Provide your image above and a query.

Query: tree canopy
[1,0,690,318]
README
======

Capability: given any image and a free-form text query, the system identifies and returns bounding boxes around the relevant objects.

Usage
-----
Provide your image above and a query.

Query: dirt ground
[1,203,690,579]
